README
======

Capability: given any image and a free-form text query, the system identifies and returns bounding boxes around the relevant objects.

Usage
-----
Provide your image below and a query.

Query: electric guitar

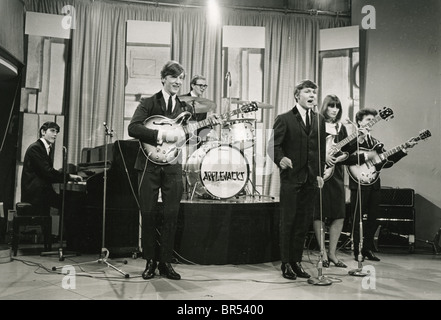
[323,107,394,181]
[347,129,431,185]
[141,102,258,164]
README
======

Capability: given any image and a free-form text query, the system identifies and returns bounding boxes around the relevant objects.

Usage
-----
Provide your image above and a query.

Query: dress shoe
[158,262,181,280]
[142,259,157,280]
[362,249,381,261]
[281,262,297,280]
[322,260,330,268]
[291,262,311,279]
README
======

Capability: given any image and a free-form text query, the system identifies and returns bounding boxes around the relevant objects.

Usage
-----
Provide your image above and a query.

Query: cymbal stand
[225,71,232,117]
[42,146,78,261]
[53,124,130,278]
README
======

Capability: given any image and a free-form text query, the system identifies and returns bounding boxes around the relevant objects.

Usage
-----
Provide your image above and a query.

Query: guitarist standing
[128,61,220,280]
[312,95,355,269]
[348,108,417,262]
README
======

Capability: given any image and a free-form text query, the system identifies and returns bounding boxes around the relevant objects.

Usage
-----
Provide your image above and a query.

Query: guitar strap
[179,99,196,118]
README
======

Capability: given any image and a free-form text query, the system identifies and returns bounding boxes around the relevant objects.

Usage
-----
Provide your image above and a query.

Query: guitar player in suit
[267,79,326,280]
[347,108,417,262]
[128,61,221,280]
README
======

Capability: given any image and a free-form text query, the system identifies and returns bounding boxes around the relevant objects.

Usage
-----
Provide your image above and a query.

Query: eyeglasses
[194,84,208,89]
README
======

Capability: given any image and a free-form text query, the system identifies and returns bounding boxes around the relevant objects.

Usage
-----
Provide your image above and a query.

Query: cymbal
[232,100,274,109]
[178,96,216,113]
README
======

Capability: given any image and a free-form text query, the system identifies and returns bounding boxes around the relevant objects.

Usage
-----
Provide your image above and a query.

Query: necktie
[305,110,310,133]
[367,134,374,148]
[167,95,173,115]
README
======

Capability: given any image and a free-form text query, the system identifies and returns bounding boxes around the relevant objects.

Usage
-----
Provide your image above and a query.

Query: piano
[62,139,140,256]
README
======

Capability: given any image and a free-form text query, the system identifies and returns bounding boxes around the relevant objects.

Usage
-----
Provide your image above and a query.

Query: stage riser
[174,201,280,265]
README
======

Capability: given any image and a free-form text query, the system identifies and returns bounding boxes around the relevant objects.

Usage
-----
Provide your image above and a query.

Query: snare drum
[224,119,254,149]
[185,144,249,199]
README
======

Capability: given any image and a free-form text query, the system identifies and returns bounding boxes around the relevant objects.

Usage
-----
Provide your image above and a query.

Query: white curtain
[24,0,350,196]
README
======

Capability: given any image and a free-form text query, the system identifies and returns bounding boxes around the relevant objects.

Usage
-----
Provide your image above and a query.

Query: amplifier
[380,188,414,207]
[376,206,415,252]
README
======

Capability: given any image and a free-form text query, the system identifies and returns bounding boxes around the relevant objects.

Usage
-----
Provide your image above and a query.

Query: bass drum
[185,144,249,199]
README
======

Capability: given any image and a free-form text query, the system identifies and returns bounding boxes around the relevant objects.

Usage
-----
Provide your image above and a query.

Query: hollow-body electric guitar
[347,129,431,185]
[323,107,394,181]
[141,102,258,164]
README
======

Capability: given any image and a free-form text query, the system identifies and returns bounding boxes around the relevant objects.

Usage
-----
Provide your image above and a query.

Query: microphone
[103,122,113,137]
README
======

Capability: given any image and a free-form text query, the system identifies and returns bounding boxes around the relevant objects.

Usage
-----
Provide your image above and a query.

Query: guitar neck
[187,108,247,132]
[332,114,383,151]
[382,138,419,159]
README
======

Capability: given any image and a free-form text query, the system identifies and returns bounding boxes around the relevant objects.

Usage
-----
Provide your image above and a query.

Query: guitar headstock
[378,107,394,121]
[418,129,431,141]
[406,129,431,148]
[241,101,259,113]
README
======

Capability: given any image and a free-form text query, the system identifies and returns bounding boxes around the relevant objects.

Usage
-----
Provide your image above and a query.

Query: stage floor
[2,245,440,302]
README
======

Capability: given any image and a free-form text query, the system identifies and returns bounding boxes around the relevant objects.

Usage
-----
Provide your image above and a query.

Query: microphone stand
[347,120,368,277]
[223,71,232,145]
[41,146,78,261]
[308,106,333,286]
[52,123,130,278]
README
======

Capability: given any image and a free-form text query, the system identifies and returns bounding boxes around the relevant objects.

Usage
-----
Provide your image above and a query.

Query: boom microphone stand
[347,119,368,277]
[52,123,130,278]
[308,106,333,286]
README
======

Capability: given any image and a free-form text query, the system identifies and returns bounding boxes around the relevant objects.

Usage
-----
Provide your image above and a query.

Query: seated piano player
[21,121,83,217]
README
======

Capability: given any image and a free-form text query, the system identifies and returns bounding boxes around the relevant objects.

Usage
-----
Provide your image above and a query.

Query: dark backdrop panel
[174,200,280,265]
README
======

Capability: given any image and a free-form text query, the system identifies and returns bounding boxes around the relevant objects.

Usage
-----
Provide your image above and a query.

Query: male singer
[267,80,326,280]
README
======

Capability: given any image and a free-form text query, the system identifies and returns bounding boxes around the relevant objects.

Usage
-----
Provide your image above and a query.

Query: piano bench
[12,202,52,256]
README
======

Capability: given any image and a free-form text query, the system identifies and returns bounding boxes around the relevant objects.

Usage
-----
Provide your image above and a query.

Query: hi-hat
[179,96,216,113]
[233,100,274,109]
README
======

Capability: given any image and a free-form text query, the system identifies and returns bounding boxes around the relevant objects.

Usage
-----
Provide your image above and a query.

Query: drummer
[186,75,208,120]
[184,75,213,149]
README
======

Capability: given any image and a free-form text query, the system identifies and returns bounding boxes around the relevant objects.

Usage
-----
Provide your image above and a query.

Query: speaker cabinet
[376,188,415,252]
[380,188,414,207]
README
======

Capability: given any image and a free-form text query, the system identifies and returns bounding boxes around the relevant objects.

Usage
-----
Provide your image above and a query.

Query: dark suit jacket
[267,106,326,187]
[21,139,66,210]
[128,90,194,170]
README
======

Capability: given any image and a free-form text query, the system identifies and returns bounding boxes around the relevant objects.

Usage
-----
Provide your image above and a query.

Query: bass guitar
[323,107,394,181]
[347,129,431,185]
[141,102,258,164]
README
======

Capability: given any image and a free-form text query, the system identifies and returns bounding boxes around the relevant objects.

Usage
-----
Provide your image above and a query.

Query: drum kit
[179,95,274,200]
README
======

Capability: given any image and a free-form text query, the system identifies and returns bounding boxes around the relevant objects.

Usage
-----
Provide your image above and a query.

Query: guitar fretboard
[382,138,420,158]
[186,107,250,133]
[330,114,384,154]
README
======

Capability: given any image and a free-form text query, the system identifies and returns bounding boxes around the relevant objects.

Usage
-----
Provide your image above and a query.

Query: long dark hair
[320,94,342,123]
